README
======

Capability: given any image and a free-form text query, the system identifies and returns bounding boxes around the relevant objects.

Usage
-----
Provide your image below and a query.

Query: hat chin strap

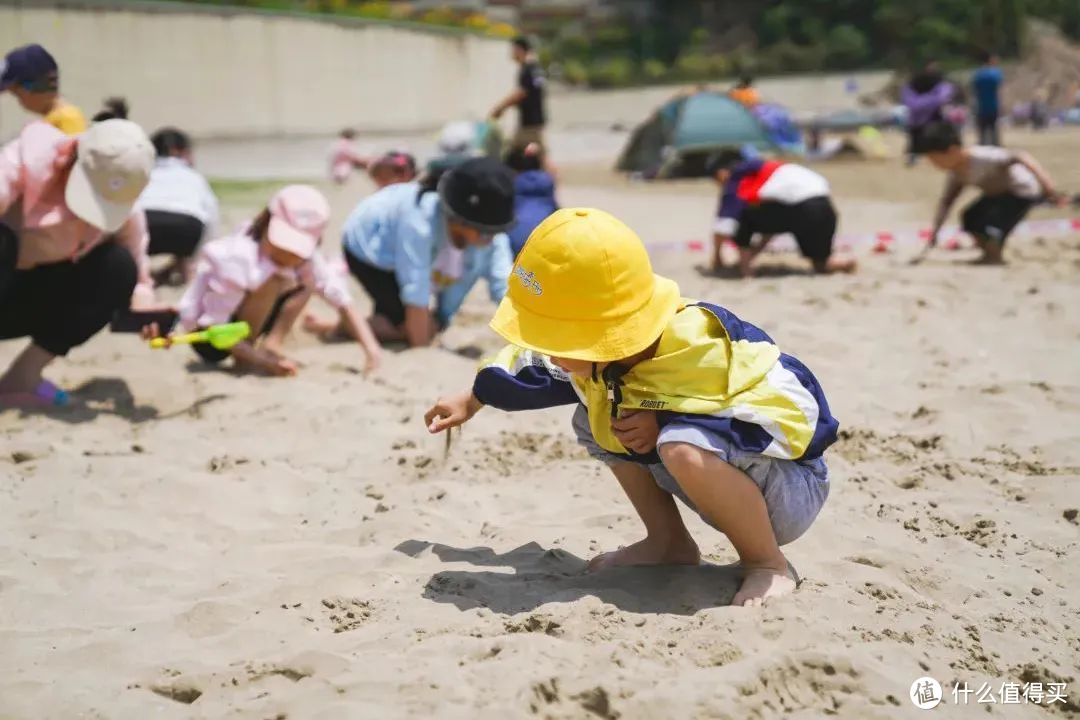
[601,362,632,419]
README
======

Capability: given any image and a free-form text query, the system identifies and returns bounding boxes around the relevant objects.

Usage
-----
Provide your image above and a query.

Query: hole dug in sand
[149,682,203,705]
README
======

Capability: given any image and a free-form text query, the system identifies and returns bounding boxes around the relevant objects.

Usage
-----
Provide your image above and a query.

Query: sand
[2,122,1080,720]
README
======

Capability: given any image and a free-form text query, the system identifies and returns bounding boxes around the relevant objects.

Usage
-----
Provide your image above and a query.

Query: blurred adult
[972,51,1004,146]
[0,119,157,406]
[902,61,955,165]
[340,157,515,346]
[490,36,547,150]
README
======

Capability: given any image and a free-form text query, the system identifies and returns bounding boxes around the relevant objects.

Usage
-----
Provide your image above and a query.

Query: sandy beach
[2,118,1079,719]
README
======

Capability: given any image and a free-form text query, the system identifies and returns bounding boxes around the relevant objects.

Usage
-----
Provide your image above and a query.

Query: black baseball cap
[0,44,59,92]
[438,157,515,234]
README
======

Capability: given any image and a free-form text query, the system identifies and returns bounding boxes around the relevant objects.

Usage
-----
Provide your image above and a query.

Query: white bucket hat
[65,119,154,233]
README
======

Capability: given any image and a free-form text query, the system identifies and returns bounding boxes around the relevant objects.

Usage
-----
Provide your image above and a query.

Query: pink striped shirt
[178,229,353,331]
[0,121,154,304]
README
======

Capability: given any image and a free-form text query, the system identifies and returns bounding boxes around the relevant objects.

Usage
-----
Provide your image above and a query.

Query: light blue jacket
[342,182,511,323]
[436,234,512,328]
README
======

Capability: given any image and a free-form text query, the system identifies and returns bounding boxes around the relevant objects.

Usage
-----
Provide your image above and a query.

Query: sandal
[0,380,70,408]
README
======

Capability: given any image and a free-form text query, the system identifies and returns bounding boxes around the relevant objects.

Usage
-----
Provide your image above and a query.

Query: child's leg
[586,461,700,571]
[658,442,792,606]
[233,276,290,336]
[261,285,314,355]
[570,406,698,570]
[965,196,1033,265]
[794,198,856,275]
[654,421,829,606]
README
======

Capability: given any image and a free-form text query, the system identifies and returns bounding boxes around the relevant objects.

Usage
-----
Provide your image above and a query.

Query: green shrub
[642,58,668,83]
[825,24,869,69]
[586,56,636,89]
[758,40,826,74]
[673,51,728,81]
[562,58,588,86]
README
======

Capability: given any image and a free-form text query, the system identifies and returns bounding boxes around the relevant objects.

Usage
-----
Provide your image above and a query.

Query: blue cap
[0,44,59,92]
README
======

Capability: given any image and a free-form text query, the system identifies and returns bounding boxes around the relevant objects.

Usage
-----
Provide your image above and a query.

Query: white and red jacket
[714,159,830,236]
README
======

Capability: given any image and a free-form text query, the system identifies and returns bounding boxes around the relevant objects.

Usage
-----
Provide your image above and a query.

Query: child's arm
[426,346,581,434]
[1014,151,1062,202]
[337,304,382,375]
[484,235,513,304]
[931,177,964,243]
[395,212,437,347]
[0,134,26,217]
[491,89,527,119]
[472,346,580,411]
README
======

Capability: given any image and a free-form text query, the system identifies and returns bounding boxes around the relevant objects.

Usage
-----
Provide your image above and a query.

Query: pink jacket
[329,138,366,184]
[0,121,154,304]
[178,229,352,331]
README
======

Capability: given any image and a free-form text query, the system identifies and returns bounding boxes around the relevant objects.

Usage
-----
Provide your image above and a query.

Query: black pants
[961,194,1033,245]
[146,210,204,258]
[343,246,406,327]
[193,285,306,365]
[976,114,1000,146]
[0,225,137,357]
[735,197,838,262]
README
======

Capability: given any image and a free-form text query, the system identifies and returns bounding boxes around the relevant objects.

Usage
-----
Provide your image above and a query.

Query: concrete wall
[0,1,514,141]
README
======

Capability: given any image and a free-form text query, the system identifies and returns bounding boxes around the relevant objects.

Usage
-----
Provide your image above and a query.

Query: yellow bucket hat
[490,207,681,362]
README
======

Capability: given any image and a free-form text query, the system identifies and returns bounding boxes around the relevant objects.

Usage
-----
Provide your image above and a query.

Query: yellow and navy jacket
[473,302,838,464]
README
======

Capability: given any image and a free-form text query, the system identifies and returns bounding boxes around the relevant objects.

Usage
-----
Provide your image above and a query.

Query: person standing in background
[972,51,1004,146]
[902,61,954,166]
[0,44,86,136]
[490,36,546,150]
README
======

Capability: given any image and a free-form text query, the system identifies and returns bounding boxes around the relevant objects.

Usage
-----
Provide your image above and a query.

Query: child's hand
[425,391,482,433]
[363,347,383,377]
[611,410,659,454]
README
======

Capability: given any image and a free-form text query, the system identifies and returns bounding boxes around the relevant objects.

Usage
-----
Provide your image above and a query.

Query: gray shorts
[571,406,829,546]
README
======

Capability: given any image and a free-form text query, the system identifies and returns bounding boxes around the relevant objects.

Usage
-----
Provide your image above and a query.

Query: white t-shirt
[758,164,831,204]
[136,157,219,236]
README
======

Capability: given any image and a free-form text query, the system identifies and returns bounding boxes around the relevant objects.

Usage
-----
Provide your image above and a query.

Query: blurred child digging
[923,122,1064,265]
[505,143,558,259]
[708,149,855,278]
[368,151,417,189]
[0,44,86,136]
[329,129,368,185]
[160,185,381,375]
[137,127,219,285]
[426,209,837,607]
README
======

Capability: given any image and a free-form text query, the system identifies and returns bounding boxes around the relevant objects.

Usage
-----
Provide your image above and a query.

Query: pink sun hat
[266,185,330,260]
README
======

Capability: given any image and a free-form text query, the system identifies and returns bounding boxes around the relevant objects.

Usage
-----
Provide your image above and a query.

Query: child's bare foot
[813,257,857,274]
[586,535,700,573]
[732,563,798,607]
[969,254,1005,266]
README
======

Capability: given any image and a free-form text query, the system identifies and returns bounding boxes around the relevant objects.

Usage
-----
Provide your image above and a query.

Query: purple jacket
[902,81,955,127]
